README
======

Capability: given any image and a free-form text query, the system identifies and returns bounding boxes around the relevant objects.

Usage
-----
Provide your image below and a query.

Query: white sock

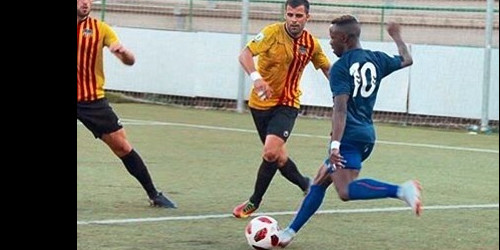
[396,185,403,199]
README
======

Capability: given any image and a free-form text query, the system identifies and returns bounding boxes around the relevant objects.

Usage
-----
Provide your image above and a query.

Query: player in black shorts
[251,106,299,144]
[77,0,175,208]
[232,0,331,218]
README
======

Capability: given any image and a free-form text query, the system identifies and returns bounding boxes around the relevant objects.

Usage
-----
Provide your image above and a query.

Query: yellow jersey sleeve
[246,24,279,56]
[101,22,119,47]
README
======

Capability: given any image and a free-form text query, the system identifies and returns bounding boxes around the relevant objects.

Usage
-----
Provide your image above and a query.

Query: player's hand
[253,79,273,100]
[329,148,345,169]
[108,42,135,65]
[386,22,401,39]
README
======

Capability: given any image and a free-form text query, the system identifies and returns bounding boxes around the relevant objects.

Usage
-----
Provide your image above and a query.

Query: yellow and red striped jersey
[77,16,119,102]
[247,22,330,110]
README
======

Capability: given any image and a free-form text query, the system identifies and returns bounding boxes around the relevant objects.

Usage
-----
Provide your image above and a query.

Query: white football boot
[398,180,423,216]
[278,227,296,248]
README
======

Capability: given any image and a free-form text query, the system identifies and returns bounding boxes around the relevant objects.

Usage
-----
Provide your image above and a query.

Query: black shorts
[250,106,299,144]
[77,98,122,138]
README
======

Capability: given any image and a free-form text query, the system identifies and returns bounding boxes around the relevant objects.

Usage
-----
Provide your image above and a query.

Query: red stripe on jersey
[292,33,314,99]
[77,21,82,101]
[89,18,100,101]
[287,37,303,106]
[83,20,93,101]
[78,19,89,101]
[280,38,300,105]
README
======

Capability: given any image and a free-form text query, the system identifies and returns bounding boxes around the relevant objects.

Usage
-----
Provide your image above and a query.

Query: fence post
[237,0,250,113]
[100,0,107,21]
[480,0,494,133]
[174,6,186,30]
[380,6,385,41]
[188,0,193,31]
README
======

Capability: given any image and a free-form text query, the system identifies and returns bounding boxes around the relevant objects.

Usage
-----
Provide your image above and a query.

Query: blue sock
[289,185,327,233]
[348,178,398,200]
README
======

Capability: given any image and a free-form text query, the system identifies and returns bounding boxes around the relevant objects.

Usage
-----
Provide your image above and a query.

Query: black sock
[249,159,278,207]
[120,149,158,199]
[279,158,309,192]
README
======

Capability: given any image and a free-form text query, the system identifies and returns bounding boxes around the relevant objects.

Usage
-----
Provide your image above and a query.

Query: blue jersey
[330,48,403,143]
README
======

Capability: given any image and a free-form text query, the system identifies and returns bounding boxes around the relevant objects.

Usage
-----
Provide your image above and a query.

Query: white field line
[77,203,499,225]
[79,119,499,154]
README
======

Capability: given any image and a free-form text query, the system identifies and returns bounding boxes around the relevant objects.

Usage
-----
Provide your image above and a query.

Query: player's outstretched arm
[387,22,413,68]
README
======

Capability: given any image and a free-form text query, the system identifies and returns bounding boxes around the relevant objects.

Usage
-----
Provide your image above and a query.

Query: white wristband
[330,140,340,150]
[257,90,266,100]
[250,71,262,82]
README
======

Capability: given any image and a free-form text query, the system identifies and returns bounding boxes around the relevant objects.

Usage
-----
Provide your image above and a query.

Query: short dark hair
[331,15,358,26]
[331,15,361,38]
[286,0,310,14]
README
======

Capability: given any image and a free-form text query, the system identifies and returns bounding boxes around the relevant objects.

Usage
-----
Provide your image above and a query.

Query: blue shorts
[324,140,374,172]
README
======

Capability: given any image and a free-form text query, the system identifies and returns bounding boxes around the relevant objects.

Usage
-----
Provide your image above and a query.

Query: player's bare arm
[321,64,331,80]
[386,22,413,68]
[109,42,135,66]
[238,47,273,99]
[329,94,348,168]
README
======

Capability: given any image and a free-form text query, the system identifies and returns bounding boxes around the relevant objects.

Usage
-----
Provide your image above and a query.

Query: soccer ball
[245,215,280,249]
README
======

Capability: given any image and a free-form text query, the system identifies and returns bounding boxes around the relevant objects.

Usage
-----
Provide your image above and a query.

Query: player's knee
[336,188,350,201]
[275,155,289,167]
[338,194,350,202]
[112,145,131,157]
[107,140,133,157]
[262,150,279,163]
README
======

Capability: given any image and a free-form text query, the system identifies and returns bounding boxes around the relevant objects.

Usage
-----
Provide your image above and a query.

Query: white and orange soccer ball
[245,215,280,249]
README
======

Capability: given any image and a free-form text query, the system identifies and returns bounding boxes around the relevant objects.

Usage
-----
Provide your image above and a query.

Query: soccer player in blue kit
[278,15,421,247]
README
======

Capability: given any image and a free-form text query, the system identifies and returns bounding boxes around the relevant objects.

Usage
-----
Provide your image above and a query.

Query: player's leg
[332,142,399,201]
[234,134,286,217]
[276,146,311,195]
[234,108,279,218]
[278,161,332,247]
[101,129,177,208]
[288,161,332,232]
[333,172,422,216]
[101,128,131,156]
[82,99,176,208]
[253,134,285,203]
[332,142,421,215]
[270,106,310,193]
